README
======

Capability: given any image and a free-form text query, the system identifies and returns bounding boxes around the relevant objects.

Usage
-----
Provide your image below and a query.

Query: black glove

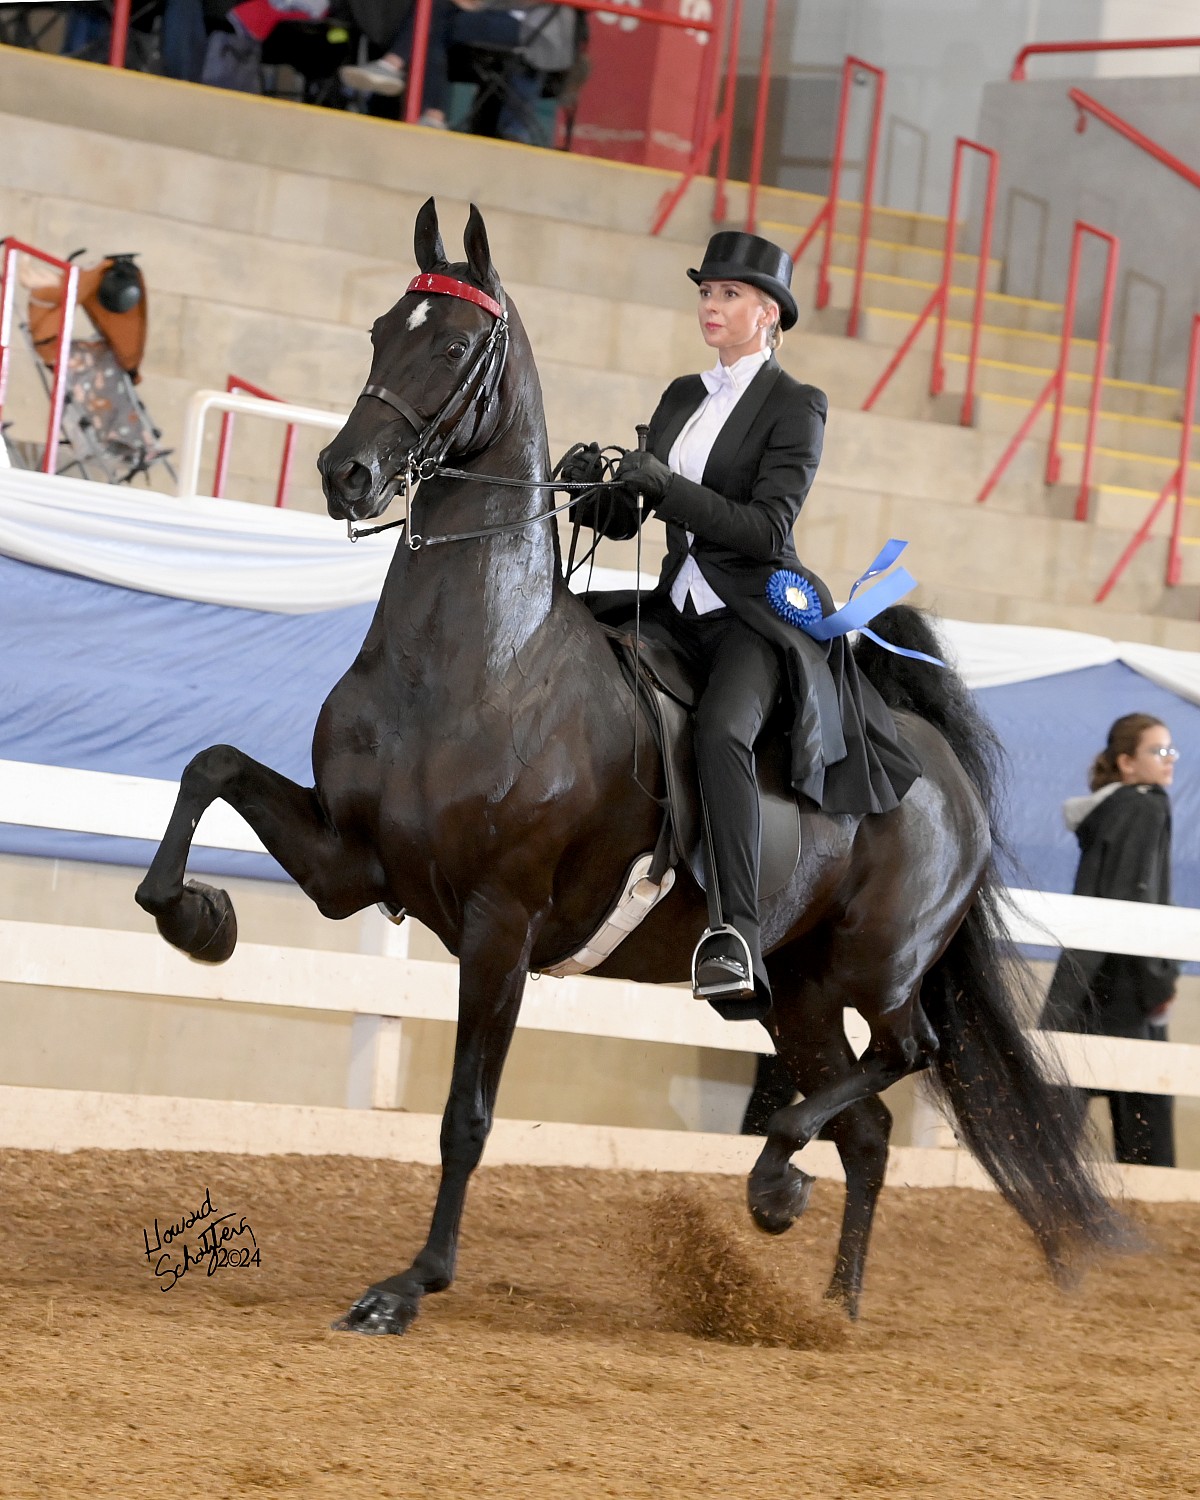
[558,441,606,488]
[614,448,673,507]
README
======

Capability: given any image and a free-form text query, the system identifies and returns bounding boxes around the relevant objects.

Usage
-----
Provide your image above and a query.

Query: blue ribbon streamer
[768,540,946,668]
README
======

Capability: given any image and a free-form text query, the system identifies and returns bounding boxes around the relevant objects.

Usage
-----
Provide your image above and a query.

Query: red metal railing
[975,220,1119,519]
[213,375,297,508]
[109,0,132,65]
[790,56,886,340]
[1094,314,1200,602]
[861,137,998,425]
[743,0,777,233]
[651,0,736,235]
[1069,87,1200,192]
[1011,36,1200,82]
[0,238,80,478]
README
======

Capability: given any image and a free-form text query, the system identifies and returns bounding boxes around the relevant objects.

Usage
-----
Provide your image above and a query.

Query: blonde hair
[754,289,783,351]
[1088,712,1165,791]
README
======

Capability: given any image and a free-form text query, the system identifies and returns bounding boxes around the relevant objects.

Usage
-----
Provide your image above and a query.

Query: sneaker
[339,57,405,96]
[417,110,448,129]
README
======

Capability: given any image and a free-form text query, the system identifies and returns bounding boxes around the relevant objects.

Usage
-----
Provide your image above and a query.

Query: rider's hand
[614,448,673,507]
[559,441,605,488]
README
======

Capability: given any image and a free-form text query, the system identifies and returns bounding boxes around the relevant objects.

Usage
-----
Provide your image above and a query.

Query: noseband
[360,272,510,484]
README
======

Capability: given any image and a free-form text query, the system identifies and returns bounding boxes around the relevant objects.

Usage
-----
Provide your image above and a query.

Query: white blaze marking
[406,299,432,331]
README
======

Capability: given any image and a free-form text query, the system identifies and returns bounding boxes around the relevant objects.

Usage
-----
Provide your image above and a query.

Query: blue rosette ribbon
[767,539,945,667]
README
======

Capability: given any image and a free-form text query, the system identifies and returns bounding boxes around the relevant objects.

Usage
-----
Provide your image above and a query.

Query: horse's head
[319,198,511,522]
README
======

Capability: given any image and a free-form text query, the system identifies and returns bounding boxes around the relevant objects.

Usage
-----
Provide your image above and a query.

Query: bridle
[343,270,625,549]
[348,271,511,544]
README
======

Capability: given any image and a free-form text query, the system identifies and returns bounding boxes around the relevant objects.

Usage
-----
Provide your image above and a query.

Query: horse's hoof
[150,880,238,964]
[747,1164,815,1236]
[331,1287,419,1336]
[824,1279,861,1322]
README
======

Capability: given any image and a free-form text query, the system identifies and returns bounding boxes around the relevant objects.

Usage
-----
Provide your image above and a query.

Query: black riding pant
[646,604,782,993]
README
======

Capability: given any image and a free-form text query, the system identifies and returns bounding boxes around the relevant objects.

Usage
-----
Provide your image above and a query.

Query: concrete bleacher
[3,45,1200,646]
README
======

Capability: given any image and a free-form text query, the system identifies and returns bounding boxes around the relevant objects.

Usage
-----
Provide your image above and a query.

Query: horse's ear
[463,204,501,295]
[414,197,446,273]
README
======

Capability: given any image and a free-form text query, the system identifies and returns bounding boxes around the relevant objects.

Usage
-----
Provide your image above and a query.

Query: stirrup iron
[691,923,755,1000]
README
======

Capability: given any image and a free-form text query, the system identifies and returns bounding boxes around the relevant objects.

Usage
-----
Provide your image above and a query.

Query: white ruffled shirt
[667,347,771,616]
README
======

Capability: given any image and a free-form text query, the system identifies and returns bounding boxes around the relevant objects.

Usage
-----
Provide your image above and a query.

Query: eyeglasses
[1144,745,1180,760]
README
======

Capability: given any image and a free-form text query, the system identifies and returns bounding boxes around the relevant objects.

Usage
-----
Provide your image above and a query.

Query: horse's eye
[447,341,468,360]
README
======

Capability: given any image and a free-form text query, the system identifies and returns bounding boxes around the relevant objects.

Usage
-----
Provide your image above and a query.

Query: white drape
[3,468,1199,700]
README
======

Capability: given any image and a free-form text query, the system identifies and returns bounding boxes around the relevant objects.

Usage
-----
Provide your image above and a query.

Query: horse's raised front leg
[334,893,535,1336]
[135,744,378,961]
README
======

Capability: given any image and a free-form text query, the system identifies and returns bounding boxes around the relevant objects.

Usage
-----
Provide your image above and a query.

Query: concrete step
[1092,484,1200,538]
[855,301,1106,378]
[760,198,958,254]
[972,390,1190,462]
[785,230,1003,294]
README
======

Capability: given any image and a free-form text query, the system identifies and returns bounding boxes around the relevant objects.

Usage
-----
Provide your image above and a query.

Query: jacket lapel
[701,358,781,490]
[652,375,706,463]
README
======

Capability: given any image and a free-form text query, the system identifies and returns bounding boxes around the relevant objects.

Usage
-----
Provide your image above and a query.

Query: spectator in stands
[338,0,572,142]
[1041,712,1179,1168]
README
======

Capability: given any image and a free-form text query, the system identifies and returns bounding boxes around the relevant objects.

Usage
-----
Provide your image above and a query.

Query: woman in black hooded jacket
[1041,712,1179,1167]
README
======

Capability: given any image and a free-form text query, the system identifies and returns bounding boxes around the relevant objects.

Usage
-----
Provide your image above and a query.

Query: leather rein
[347,272,620,547]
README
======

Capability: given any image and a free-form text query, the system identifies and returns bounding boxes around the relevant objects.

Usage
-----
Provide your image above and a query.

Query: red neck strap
[406,273,505,322]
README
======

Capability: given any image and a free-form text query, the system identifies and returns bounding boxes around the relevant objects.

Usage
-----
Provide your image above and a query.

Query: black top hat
[687,231,798,331]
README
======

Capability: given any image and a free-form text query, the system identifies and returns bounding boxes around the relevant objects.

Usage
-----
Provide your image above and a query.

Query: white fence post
[346,1014,405,1110]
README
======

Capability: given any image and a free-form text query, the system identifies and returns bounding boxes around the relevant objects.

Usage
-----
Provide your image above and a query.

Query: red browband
[406,273,505,321]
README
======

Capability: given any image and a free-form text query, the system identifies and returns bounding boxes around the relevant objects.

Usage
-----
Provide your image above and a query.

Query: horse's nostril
[335,460,373,500]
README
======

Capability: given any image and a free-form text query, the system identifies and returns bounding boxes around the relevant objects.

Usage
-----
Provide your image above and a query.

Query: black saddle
[603,628,801,899]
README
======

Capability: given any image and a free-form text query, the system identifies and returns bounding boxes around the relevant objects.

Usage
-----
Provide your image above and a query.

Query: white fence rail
[2,757,1199,1192]
[175,389,346,501]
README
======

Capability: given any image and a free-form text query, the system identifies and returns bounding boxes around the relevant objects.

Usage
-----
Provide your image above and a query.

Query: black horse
[136,200,1121,1334]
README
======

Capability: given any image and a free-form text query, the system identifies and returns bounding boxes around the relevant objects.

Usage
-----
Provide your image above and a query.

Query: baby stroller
[18,250,175,485]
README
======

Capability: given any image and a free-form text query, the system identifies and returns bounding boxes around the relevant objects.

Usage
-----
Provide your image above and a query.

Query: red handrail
[791,55,885,339]
[651,0,735,235]
[0,238,80,479]
[1094,315,1200,602]
[109,0,132,66]
[1171,317,1200,587]
[1045,222,1120,519]
[861,137,998,426]
[975,220,1119,517]
[744,0,778,234]
[1069,88,1200,193]
[1011,36,1200,82]
[213,375,297,508]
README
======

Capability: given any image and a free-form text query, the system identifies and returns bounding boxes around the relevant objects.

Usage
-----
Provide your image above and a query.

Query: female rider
[580,231,921,1020]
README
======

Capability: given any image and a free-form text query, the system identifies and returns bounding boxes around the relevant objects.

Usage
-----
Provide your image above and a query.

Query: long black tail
[856,606,1130,1271]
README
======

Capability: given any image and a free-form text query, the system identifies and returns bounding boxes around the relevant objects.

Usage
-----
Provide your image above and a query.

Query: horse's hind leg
[748,979,894,1317]
[818,1093,892,1318]
[135,744,377,960]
